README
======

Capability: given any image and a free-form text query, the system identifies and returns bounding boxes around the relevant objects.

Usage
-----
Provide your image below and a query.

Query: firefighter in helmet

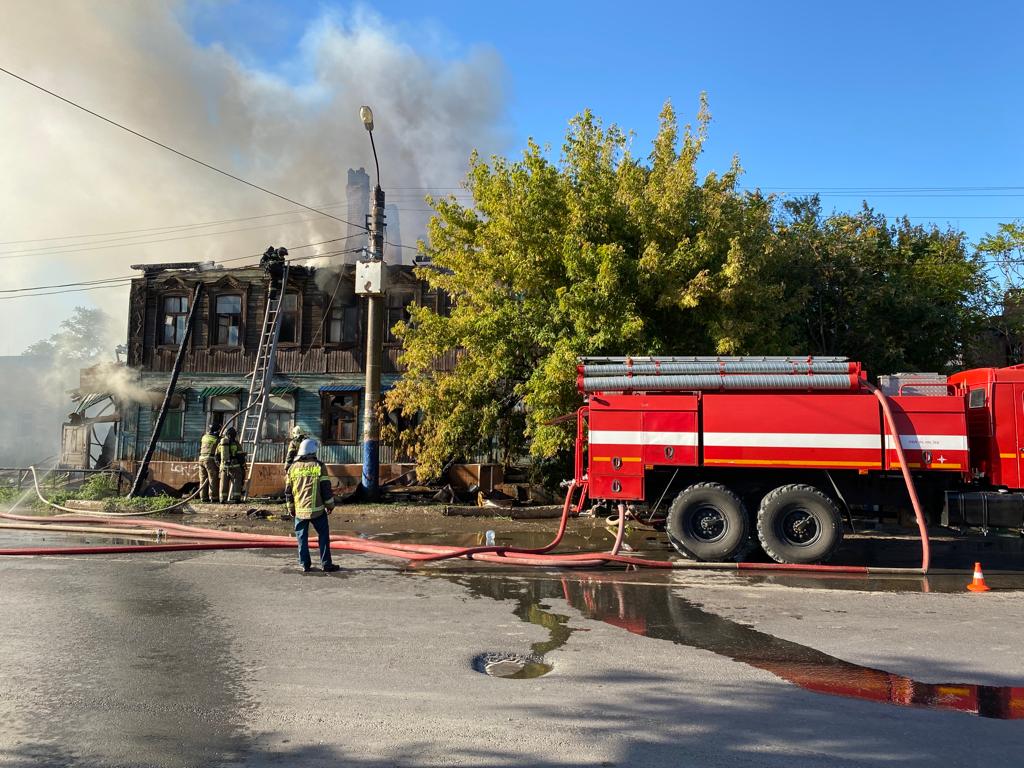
[217,426,245,503]
[284,424,307,468]
[285,438,340,572]
[196,425,221,503]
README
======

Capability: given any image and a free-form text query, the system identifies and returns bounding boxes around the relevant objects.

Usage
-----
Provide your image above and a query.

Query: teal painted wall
[117,373,402,466]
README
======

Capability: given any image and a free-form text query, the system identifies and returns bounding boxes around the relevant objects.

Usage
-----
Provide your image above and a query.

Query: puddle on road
[454,572,1024,719]
[472,652,553,679]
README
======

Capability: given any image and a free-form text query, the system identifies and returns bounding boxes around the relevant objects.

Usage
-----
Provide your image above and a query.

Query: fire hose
[0,470,925,574]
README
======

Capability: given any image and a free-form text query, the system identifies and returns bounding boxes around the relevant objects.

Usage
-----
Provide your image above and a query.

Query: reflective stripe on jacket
[218,439,243,467]
[199,434,219,459]
[285,458,333,520]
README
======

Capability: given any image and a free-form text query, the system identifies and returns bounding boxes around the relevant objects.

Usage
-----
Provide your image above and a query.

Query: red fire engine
[574,356,1024,564]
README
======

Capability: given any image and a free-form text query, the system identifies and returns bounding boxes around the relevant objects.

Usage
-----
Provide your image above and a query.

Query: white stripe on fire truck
[588,430,698,446]
[590,431,968,451]
[704,432,968,451]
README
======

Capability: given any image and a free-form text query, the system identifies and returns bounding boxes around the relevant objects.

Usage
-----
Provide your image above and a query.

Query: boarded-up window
[215,295,242,346]
[322,392,360,444]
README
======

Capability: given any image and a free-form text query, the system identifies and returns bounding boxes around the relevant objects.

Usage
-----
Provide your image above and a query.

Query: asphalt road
[1,545,1023,767]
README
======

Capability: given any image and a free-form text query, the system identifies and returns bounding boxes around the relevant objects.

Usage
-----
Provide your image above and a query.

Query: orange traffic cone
[967,562,990,593]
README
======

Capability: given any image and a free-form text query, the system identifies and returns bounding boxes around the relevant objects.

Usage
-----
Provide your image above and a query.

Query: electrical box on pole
[355,259,386,295]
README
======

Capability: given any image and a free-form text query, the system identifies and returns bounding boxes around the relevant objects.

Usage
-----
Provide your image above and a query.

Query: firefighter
[284,438,341,573]
[284,425,306,468]
[217,426,245,503]
[196,425,220,503]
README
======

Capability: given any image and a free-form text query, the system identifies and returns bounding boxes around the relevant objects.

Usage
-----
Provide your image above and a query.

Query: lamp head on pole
[359,105,374,132]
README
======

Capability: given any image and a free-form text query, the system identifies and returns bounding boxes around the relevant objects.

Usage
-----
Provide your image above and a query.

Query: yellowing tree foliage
[387,99,989,480]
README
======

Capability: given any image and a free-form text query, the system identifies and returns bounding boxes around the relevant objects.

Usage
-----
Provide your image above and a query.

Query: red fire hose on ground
[0,441,931,574]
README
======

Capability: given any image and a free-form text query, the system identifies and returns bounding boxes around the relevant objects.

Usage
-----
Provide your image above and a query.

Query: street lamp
[355,105,386,499]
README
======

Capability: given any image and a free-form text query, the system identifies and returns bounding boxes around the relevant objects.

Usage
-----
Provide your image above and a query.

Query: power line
[0,202,342,246]
[0,281,134,300]
[0,65,370,235]
[1,237,364,295]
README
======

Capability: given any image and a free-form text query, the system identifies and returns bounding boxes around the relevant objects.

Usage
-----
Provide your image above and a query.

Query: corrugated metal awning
[74,392,111,413]
[199,385,243,398]
[319,384,363,393]
[270,385,298,395]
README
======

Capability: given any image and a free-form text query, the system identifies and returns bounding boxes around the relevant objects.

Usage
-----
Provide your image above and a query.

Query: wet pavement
[453,571,1024,718]
[3,510,1024,765]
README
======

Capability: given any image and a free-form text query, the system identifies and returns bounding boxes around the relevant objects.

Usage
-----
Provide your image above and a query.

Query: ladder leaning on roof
[240,263,289,498]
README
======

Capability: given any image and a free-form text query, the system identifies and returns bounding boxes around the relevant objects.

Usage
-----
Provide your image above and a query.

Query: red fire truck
[575,356,1024,564]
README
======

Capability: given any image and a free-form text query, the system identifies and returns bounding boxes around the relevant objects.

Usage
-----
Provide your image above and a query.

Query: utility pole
[356,106,386,499]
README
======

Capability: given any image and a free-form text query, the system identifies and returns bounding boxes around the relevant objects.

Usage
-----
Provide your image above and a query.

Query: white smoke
[0,2,507,352]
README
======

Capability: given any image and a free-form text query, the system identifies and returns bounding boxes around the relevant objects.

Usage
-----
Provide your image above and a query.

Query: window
[215,295,242,346]
[278,292,299,344]
[969,388,987,408]
[386,292,415,343]
[155,394,185,440]
[207,394,240,431]
[162,296,190,345]
[263,394,295,441]
[322,392,360,443]
[327,304,360,344]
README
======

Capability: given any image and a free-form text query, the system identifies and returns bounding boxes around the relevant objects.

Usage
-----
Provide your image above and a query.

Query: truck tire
[757,484,843,564]
[666,483,751,561]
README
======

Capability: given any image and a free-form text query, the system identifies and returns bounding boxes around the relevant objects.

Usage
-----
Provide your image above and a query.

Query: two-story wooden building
[111,257,453,495]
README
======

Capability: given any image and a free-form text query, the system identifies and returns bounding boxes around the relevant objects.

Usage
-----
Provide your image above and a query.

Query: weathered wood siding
[127,264,454,375]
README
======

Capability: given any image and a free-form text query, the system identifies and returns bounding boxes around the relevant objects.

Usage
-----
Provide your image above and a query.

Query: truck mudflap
[942,491,1024,530]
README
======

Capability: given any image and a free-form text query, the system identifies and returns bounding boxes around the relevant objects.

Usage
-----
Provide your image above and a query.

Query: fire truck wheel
[757,484,844,564]
[666,483,751,561]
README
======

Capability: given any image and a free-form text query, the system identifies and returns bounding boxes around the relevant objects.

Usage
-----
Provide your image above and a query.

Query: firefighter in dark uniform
[218,426,245,503]
[284,425,306,468]
[196,425,220,503]
[285,438,340,573]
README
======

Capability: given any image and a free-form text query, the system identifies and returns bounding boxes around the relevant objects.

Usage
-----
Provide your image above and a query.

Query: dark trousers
[294,514,332,569]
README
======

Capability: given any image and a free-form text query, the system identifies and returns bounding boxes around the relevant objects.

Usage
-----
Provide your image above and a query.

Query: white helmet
[291,425,304,439]
[298,438,319,457]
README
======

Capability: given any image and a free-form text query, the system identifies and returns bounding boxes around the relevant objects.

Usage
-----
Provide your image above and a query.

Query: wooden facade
[115,261,460,494]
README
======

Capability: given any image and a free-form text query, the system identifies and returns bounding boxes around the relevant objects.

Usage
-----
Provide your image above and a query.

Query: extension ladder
[241,264,289,497]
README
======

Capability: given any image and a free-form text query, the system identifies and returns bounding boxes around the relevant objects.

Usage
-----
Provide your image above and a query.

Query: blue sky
[184,0,1023,245]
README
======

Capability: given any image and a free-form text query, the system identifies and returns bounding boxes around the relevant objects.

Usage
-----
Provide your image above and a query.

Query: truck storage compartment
[942,491,1024,530]
[885,397,969,473]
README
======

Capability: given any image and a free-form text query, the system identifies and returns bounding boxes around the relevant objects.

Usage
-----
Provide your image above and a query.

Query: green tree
[388,100,990,480]
[777,199,989,372]
[24,306,113,360]
[975,221,1024,364]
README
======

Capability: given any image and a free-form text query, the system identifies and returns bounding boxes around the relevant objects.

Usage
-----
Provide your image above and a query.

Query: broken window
[155,394,185,440]
[162,296,189,345]
[322,392,360,444]
[327,304,360,344]
[278,292,299,344]
[386,292,415,343]
[263,394,295,441]
[206,394,240,432]
[215,294,242,346]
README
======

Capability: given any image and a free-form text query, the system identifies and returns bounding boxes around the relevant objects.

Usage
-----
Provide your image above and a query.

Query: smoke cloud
[0,2,507,353]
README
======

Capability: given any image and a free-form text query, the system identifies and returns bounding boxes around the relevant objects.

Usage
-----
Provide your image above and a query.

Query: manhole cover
[472,652,552,679]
